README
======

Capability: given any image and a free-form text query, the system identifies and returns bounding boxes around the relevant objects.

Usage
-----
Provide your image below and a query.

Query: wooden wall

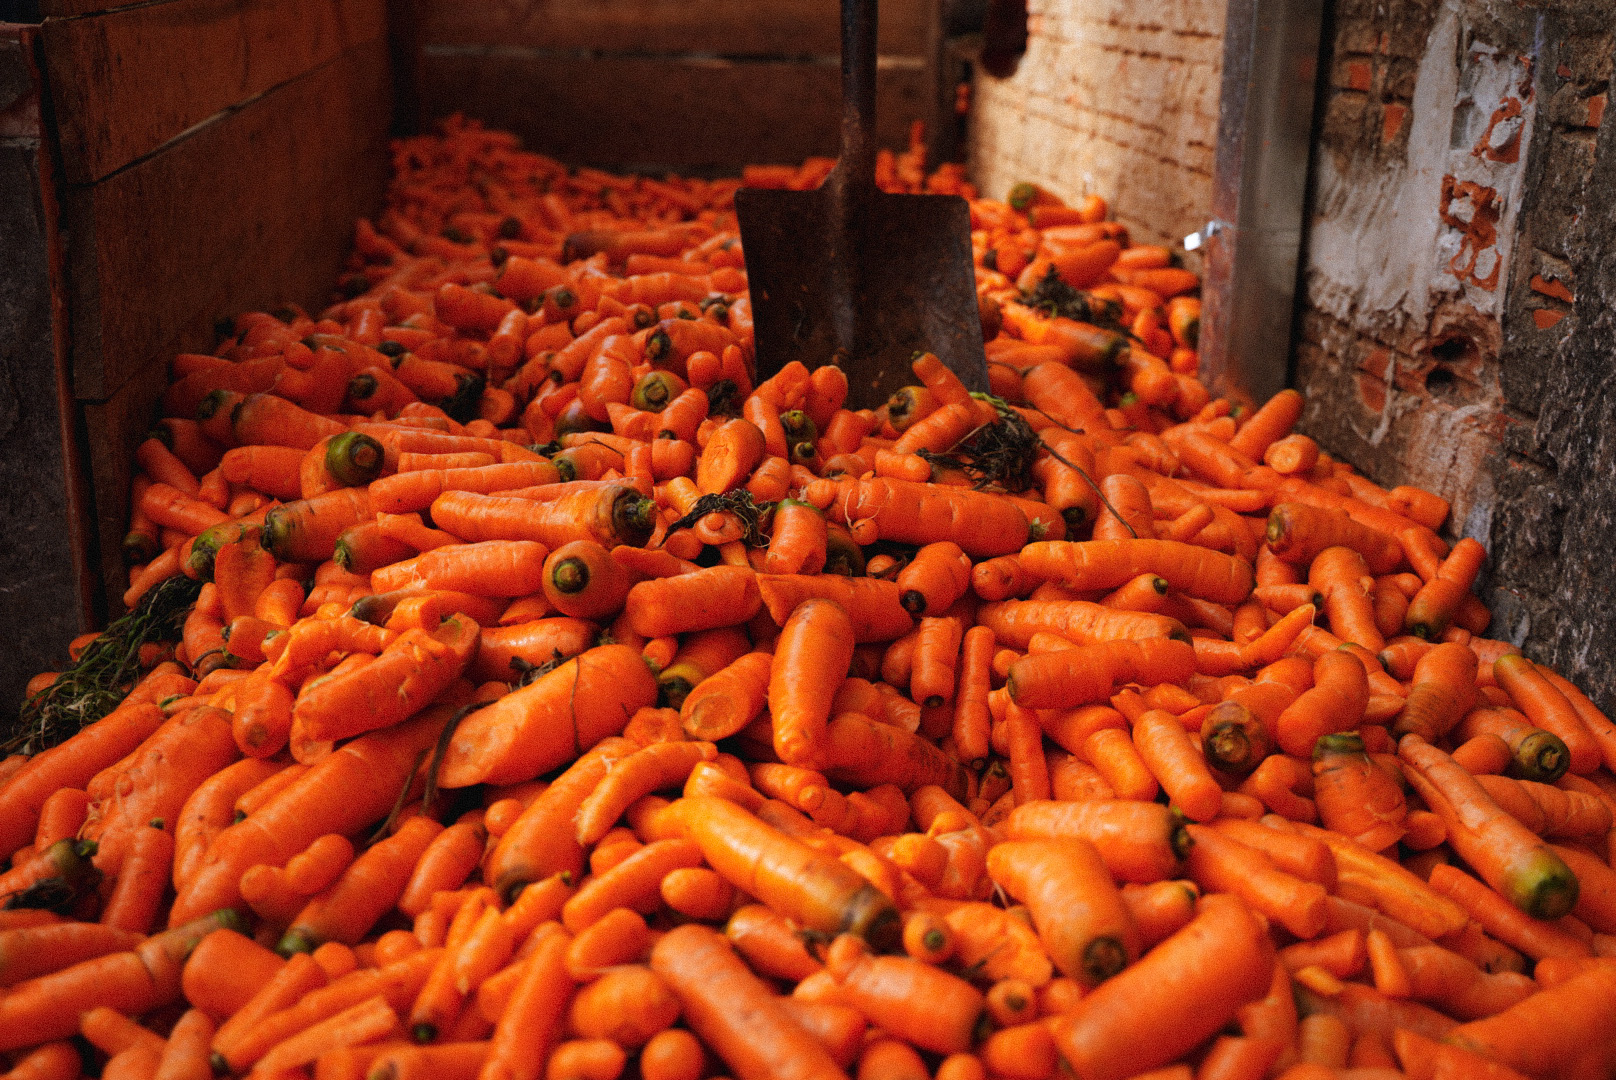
[36,0,393,626]
[394,0,954,172]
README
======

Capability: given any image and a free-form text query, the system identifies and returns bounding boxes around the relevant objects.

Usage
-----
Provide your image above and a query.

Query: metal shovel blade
[735,0,989,411]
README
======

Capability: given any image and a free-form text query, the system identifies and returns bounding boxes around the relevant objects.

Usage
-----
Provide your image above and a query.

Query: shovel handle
[839,0,879,190]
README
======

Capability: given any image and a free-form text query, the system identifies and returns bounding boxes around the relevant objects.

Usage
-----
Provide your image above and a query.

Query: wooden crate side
[413,51,930,171]
[63,35,393,409]
[408,0,930,59]
[42,0,386,186]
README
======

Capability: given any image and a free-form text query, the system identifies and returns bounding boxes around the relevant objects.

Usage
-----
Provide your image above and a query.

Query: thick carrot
[180,927,284,1017]
[1184,824,1328,939]
[1132,709,1223,822]
[1312,732,1407,852]
[756,573,913,643]
[665,795,900,950]
[0,923,144,987]
[262,488,372,562]
[438,644,657,787]
[170,708,447,925]
[810,476,1030,557]
[988,837,1138,984]
[822,934,985,1056]
[1393,641,1479,742]
[650,924,846,1080]
[431,484,655,549]
[1447,963,1616,1077]
[1405,537,1485,639]
[292,615,477,742]
[1274,650,1369,757]
[1006,638,1196,708]
[1047,894,1274,1080]
[622,565,762,638]
[0,910,241,1051]
[1004,799,1188,884]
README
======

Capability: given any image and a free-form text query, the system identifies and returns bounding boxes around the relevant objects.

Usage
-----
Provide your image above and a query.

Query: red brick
[1529,274,1575,303]
[1357,372,1388,412]
[1357,346,1395,381]
[1533,309,1567,329]
[1382,103,1407,143]
[1587,94,1606,130]
[1346,60,1373,92]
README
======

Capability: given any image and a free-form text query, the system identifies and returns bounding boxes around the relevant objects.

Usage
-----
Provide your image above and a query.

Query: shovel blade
[737,186,990,411]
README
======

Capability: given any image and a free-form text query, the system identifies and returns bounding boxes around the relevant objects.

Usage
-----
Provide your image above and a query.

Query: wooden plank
[63,36,392,406]
[0,30,94,723]
[82,373,165,619]
[408,0,931,58]
[42,0,386,185]
[413,51,931,171]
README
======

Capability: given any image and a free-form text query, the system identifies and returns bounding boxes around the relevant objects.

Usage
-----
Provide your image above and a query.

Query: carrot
[292,615,476,742]
[99,823,175,934]
[650,923,845,1080]
[279,816,444,955]
[1535,665,1616,772]
[567,964,679,1048]
[978,598,1185,648]
[1446,962,1616,1076]
[1405,537,1485,638]
[987,837,1138,984]
[0,922,144,987]
[1310,732,1407,852]
[665,795,900,950]
[756,573,913,643]
[1308,545,1382,652]
[1184,824,1328,939]
[431,484,655,550]
[1047,894,1273,1080]
[575,741,716,847]
[1274,650,1369,757]
[1007,638,1196,708]
[171,708,447,924]
[1020,539,1253,605]
[0,909,240,1052]
[621,565,762,638]
[1493,653,1601,775]
[1131,708,1222,822]
[810,476,1030,557]
[1391,1028,1531,1080]
[1475,772,1612,837]
[1399,735,1580,919]
[1393,641,1479,742]
[1266,502,1403,574]
[482,739,638,899]
[1454,706,1570,783]
[440,644,657,787]
[1005,799,1188,884]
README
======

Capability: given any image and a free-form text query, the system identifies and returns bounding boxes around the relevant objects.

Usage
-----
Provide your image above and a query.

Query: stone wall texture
[969,0,1616,711]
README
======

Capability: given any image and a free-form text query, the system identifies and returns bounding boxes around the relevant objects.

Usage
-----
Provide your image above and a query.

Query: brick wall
[966,0,1224,249]
[1295,1,1616,709]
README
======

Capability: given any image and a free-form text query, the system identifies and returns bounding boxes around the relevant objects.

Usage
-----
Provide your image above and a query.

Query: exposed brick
[1381,103,1408,144]
[1531,308,1567,328]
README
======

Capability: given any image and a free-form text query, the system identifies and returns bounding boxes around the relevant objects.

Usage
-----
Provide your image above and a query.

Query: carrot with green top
[261,488,372,562]
[431,484,655,549]
[1274,650,1369,757]
[439,644,656,787]
[292,615,477,742]
[1454,706,1569,783]
[1399,734,1580,919]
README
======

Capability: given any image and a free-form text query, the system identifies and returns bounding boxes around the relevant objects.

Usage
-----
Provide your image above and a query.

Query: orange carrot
[988,837,1138,984]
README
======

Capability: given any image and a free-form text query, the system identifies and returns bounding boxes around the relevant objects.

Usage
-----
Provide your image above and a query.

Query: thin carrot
[1184,824,1328,939]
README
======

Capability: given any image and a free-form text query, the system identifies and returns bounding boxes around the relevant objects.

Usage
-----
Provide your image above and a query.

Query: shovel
[735,0,991,411]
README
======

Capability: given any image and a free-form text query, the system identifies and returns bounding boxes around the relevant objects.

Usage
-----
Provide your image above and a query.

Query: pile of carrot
[5,112,1616,1080]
